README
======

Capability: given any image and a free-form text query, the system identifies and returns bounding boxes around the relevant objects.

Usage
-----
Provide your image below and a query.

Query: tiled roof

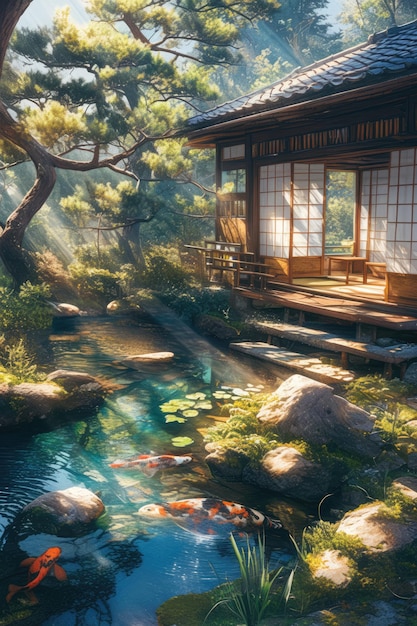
[186,20,417,130]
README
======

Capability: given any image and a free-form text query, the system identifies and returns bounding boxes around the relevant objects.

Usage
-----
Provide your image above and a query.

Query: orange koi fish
[109,454,192,476]
[6,546,67,604]
[138,497,281,535]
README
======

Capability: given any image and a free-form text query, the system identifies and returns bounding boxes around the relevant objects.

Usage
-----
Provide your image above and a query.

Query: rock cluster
[206,374,386,502]
[0,369,106,431]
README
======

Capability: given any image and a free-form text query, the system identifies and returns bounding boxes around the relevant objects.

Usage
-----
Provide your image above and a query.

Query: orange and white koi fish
[6,546,67,605]
[138,497,281,535]
[109,454,192,476]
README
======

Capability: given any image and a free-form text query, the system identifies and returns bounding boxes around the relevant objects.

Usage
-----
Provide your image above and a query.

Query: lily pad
[165,414,187,424]
[182,409,199,418]
[160,402,181,413]
[212,391,232,399]
[160,399,195,413]
[171,436,194,447]
[195,401,213,410]
[186,392,206,400]
[232,387,250,397]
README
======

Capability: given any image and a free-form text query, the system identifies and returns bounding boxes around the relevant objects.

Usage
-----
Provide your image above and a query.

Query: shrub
[0,282,52,332]
[0,336,44,383]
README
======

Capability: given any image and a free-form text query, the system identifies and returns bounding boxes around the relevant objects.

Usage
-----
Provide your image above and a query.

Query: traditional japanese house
[183,20,417,309]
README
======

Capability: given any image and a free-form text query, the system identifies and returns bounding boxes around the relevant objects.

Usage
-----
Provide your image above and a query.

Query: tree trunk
[0,1,32,75]
[0,101,57,287]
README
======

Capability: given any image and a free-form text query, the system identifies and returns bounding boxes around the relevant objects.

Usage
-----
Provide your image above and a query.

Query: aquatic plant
[207,532,291,626]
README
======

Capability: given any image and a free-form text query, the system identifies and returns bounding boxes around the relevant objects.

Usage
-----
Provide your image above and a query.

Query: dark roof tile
[186,20,417,130]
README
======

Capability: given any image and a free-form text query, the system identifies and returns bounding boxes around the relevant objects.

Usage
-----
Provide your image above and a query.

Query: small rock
[312,549,352,587]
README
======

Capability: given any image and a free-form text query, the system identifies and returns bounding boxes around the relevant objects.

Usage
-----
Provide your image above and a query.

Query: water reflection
[0,312,305,625]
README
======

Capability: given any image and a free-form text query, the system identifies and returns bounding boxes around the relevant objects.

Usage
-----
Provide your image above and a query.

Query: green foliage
[208,532,286,626]
[0,336,44,384]
[140,253,193,291]
[0,282,52,332]
[301,522,365,561]
[344,375,417,443]
[340,0,417,47]
[205,400,282,462]
[158,285,233,324]
[69,263,122,300]
[345,375,415,410]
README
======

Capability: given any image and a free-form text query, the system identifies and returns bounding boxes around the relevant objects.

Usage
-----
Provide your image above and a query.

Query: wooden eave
[184,72,417,150]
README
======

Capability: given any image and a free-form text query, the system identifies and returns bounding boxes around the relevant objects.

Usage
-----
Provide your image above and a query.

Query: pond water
[0,311,310,625]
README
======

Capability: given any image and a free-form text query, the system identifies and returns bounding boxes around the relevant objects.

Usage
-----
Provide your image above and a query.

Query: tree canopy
[0,0,278,287]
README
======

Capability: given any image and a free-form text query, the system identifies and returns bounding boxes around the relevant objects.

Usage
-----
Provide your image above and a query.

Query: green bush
[69,263,121,300]
[0,282,52,332]
[140,254,193,291]
[0,337,44,384]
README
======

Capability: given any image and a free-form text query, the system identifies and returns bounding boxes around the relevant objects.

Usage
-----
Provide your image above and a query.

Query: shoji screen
[259,163,291,258]
[360,169,388,262]
[387,149,417,274]
[292,163,325,257]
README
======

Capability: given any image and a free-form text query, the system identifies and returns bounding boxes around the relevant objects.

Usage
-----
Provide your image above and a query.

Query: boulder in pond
[48,302,81,318]
[0,369,106,432]
[120,352,174,369]
[257,374,383,458]
[16,487,105,537]
[204,443,250,481]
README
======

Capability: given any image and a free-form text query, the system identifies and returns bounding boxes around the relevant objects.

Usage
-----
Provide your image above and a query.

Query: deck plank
[229,341,355,384]
[234,287,417,331]
[253,321,417,365]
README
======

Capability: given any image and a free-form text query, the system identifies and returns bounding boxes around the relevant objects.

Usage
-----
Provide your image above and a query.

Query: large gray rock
[17,487,105,537]
[243,446,344,503]
[0,370,106,431]
[257,374,383,458]
[337,501,417,552]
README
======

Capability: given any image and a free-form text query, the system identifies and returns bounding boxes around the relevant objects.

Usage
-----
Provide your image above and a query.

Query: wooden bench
[252,320,417,379]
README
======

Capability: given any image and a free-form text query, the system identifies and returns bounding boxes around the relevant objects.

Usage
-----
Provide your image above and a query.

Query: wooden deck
[234,286,417,339]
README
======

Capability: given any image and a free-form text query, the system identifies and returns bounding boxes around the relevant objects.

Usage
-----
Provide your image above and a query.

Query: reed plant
[207,531,292,625]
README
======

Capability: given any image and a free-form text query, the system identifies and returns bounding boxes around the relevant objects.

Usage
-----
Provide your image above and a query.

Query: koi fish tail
[6,584,23,603]
[266,517,282,530]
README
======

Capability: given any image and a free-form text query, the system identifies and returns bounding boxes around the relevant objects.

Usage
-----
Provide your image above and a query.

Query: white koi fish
[109,454,192,477]
[138,497,281,535]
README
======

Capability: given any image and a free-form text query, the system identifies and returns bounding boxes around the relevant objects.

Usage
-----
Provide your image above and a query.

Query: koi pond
[0,310,309,625]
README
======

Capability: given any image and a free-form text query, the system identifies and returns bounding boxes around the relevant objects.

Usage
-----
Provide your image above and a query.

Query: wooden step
[252,321,417,379]
[229,341,355,384]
